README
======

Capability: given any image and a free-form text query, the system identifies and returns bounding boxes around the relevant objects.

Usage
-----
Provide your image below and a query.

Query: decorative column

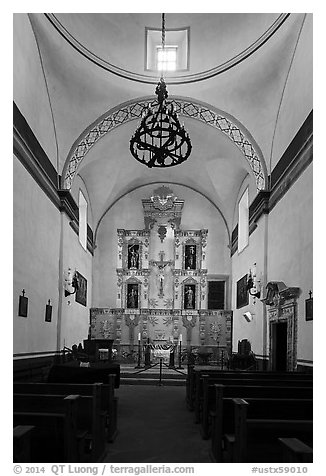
[200,229,208,268]
[142,269,150,308]
[117,229,125,268]
[174,230,182,269]
[172,310,181,342]
[141,310,149,341]
[182,314,197,348]
[200,270,208,310]
[142,231,150,268]
[125,314,140,351]
[173,270,182,309]
[114,309,123,357]
[116,270,123,308]
[199,310,207,346]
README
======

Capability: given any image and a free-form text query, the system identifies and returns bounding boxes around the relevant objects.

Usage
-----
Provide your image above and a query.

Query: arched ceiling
[26,13,309,233]
[46,13,288,83]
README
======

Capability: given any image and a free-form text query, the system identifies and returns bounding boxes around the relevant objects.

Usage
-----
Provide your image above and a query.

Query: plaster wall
[59,217,93,349]
[13,155,93,354]
[13,156,60,354]
[93,184,230,308]
[13,14,57,167]
[270,14,312,170]
[231,174,267,357]
[267,163,313,364]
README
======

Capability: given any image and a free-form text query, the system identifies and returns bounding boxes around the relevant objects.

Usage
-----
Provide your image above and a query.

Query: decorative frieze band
[63,99,266,191]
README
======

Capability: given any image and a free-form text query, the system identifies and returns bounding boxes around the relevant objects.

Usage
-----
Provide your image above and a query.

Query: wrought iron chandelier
[130,14,192,168]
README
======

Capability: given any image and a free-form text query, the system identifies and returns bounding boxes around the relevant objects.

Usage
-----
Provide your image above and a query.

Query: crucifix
[151,251,173,298]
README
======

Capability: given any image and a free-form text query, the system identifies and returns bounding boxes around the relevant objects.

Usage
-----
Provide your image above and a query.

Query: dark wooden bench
[186,365,312,410]
[13,394,79,462]
[210,387,313,462]
[198,375,312,435]
[47,363,120,388]
[13,392,106,462]
[13,375,118,442]
[229,398,313,462]
[278,437,313,463]
[13,425,34,462]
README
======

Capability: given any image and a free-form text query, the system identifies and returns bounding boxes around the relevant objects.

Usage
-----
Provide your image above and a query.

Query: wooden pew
[13,394,79,462]
[278,437,313,463]
[47,363,120,388]
[198,375,312,436]
[13,425,34,462]
[210,384,312,462]
[210,389,313,462]
[231,398,313,463]
[13,374,118,442]
[187,364,312,411]
[13,392,106,462]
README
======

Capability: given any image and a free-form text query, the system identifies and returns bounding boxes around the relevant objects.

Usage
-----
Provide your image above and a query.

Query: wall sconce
[64,268,79,297]
[243,311,254,322]
[45,299,52,322]
[247,263,261,298]
[18,289,28,317]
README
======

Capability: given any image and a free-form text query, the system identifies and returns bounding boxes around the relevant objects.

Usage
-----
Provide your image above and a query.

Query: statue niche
[128,243,140,269]
[185,244,196,270]
[184,284,196,309]
[127,283,139,309]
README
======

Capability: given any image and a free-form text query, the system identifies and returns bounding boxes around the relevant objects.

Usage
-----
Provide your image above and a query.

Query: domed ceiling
[47,13,288,83]
[26,13,311,234]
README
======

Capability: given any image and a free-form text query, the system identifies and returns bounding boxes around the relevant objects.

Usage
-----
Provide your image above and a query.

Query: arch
[62,97,267,191]
[46,13,289,86]
[94,181,231,247]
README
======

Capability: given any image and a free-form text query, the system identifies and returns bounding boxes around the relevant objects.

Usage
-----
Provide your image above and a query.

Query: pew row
[230,398,313,463]
[199,377,312,438]
[13,376,118,442]
[13,394,80,462]
[13,425,34,462]
[13,391,107,462]
[278,438,313,463]
[210,386,313,462]
[47,363,120,388]
[186,365,312,411]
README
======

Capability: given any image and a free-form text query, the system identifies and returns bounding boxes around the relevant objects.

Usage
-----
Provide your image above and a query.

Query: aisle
[103,385,211,463]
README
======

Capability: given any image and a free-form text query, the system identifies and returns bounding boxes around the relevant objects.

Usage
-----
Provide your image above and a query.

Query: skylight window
[145,27,189,72]
[157,46,177,71]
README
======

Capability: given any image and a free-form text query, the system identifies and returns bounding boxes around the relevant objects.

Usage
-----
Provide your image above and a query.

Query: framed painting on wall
[75,271,87,307]
[236,274,249,309]
[305,297,313,321]
[18,293,28,317]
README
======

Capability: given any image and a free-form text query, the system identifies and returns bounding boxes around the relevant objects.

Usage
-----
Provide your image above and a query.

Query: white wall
[13,14,57,168]
[13,156,61,354]
[270,14,313,170]
[60,216,93,349]
[93,184,230,308]
[13,155,94,354]
[268,163,313,364]
[231,164,313,365]
[231,175,266,356]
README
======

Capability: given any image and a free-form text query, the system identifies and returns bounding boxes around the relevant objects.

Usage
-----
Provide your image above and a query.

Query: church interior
[13,12,313,464]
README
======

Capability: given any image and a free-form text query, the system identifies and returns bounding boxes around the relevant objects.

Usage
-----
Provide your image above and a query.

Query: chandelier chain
[129,12,192,168]
[161,13,165,49]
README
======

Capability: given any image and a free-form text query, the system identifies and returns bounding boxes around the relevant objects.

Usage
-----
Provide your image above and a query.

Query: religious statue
[128,286,138,308]
[185,245,196,270]
[128,244,139,269]
[158,270,165,297]
[185,285,195,309]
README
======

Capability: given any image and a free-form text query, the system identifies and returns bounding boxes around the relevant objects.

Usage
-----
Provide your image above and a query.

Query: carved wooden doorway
[270,321,288,371]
